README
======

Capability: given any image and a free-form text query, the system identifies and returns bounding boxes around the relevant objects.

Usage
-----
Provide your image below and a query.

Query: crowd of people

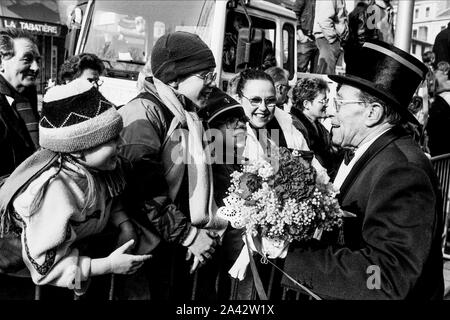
[0,0,446,300]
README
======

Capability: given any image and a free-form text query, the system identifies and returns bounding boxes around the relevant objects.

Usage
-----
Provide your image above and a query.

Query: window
[425,7,430,18]
[83,1,216,75]
[412,44,417,54]
[222,11,276,73]
[415,8,419,19]
[413,29,417,38]
[418,26,428,41]
[282,23,295,80]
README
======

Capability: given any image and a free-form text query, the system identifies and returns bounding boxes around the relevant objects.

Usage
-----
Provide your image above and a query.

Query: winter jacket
[13,160,128,292]
[118,78,193,249]
[313,0,349,44]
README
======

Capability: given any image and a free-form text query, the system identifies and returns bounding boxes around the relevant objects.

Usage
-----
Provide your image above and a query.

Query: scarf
[153,78,227,232]
[0,75,39,148]
[0,149,58,236]
[243,108,329,181]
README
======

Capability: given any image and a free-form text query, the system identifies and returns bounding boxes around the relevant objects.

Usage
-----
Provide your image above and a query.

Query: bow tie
[343,149,355,165]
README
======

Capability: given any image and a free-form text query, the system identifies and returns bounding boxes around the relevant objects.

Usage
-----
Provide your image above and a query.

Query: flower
[238,172,262,200]
[217,147,343,247]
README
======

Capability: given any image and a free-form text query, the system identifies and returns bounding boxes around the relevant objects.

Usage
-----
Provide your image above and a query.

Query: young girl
[0,78,151,295]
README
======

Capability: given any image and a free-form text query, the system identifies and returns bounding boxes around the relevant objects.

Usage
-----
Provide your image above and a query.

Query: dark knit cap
[151,31,216,84]
[40,78,123,153]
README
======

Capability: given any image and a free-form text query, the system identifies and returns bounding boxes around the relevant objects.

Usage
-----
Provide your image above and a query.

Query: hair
[264,66,289,84]
[422,51,435,64]
[292,77,329,111]
[236,68,274,97]
[226,73,241,97]
[436,61,450,74]
[59,53,105,84]
[0,28,37,63]
[358,90,403,125]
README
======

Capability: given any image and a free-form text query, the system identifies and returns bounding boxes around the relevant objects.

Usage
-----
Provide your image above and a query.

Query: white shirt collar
[333,127,392,190]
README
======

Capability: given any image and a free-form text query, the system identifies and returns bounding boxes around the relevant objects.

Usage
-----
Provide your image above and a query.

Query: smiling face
[328,84,370,148]
[0,38,40,91]
[239,79,276,129]
[77,136,121,171]
[177,68,215,109]
[304,89,329,121]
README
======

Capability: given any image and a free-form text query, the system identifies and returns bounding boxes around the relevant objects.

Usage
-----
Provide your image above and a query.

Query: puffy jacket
[118,78,192,249]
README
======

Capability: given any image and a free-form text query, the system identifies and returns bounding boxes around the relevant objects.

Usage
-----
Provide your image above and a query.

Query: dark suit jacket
[0,76,36,178]
[282,126,444,299]
[433,25,450,67]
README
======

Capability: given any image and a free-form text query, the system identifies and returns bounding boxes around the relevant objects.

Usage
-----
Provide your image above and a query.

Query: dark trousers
[315,38,342,75]
[297,40,319,73]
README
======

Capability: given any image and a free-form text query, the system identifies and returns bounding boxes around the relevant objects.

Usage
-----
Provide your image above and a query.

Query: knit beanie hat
[39,78,123,153]
[151,31,216,84]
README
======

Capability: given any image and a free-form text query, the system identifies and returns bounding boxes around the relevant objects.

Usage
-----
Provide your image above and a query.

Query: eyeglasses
[194,71,217,85]
[333,98,365,111]
[87,78,104,87]
[242,95,277,108]
[317,98,329,105]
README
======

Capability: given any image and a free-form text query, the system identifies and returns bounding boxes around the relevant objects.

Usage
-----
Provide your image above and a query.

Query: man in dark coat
[433,22,450,67]
[282,40,444,299]
[0,28,40,298]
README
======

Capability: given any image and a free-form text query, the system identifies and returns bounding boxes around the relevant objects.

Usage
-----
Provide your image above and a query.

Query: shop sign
[0,17,61,36]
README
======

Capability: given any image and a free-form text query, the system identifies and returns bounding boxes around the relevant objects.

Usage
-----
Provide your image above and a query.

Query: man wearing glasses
[282,40,444,299]
[118,31,224,299]
[265,66,290,110]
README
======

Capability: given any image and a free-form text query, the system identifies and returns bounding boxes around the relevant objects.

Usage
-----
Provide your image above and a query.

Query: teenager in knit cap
[118,31,224,299]
[0,78,151,295]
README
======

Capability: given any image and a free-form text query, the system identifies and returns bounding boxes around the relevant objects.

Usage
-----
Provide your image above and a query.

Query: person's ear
[303,100,311,110]
[365,102,384,127]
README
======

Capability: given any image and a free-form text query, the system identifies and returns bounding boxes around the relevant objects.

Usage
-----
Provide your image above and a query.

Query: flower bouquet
[217,147,344,280]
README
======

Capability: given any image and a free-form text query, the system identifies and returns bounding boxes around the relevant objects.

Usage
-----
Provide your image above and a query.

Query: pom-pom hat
[39,78,123,153]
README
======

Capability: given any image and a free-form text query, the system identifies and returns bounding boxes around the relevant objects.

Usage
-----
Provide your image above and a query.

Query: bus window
[82,1,216,77]
[282,23,295,80]
[223,11,276,73]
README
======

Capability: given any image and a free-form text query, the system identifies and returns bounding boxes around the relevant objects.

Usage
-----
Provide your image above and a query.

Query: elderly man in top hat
[118,31,227,299]
[282,40,444,299]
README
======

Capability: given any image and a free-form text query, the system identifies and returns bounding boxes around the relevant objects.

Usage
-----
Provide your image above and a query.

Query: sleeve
[119,99,191,245]
[283,162,438,299]
[19,177,91,289]
[292,0,305,23]
[109,196,129,227]
[316,0,338,43]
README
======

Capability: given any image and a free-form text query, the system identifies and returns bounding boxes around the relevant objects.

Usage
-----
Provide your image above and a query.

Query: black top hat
[329,40,428,124]
[199,87,246,125]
